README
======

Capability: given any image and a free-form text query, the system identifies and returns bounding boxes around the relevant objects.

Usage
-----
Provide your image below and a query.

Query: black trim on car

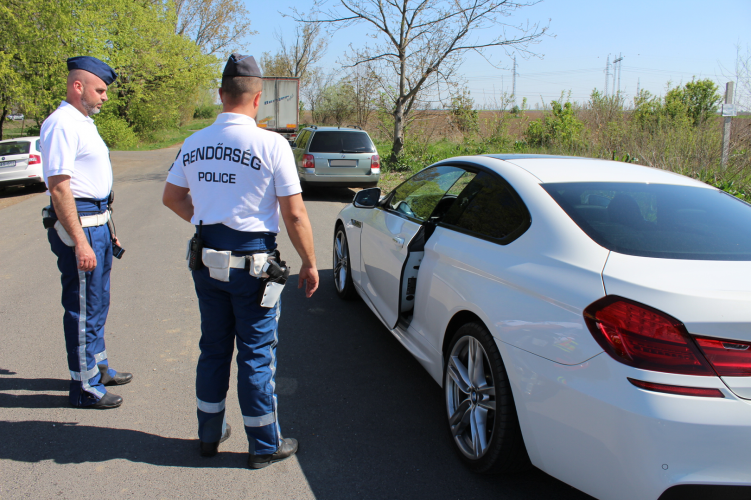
[658,484,751,500]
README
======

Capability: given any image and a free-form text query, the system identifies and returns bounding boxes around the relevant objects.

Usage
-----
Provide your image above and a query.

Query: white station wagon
[332,154,751,500]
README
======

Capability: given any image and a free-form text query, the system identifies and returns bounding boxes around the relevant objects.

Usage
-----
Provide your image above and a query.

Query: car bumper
[500,343,751,500]
[300,172,379,188]
[0,168,43,188]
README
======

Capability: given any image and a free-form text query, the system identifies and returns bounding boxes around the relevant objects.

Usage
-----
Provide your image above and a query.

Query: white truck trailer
[256,77,299,143]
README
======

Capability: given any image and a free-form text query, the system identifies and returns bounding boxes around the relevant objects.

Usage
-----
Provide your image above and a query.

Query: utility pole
[636,78,640,96]
[605,54,610,96]
[721,81,735,170]
[617,53,624,96]
[512,55,518,107]
[613,54,624,97]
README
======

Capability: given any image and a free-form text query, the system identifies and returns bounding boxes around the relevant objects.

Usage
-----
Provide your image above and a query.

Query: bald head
[66,69,109,117]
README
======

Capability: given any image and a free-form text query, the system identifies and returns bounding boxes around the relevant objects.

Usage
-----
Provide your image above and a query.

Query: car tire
[444,322,530,474]
[333,224,357,300]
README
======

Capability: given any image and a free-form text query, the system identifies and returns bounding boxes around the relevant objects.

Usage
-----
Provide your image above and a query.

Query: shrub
[447,89,478,133]
[193,104,218,119]
[525,99,584,147]
[94,114,138,150]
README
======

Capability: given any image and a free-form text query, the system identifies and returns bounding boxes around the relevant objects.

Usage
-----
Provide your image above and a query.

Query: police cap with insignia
[67,56,117,85]
[223,53,263,78]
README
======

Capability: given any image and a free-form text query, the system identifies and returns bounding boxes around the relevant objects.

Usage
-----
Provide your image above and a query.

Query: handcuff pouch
[202,248,231,282]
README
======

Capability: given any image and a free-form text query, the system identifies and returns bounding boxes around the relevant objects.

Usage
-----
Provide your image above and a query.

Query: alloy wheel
[333,229,349,293]
[446,335,497,459]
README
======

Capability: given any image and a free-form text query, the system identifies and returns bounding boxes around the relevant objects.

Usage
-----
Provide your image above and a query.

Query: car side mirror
[353,187,381,208]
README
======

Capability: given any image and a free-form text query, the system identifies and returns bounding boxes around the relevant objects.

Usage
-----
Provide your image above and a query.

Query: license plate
[329,159,356,167]
[0,160,16,167]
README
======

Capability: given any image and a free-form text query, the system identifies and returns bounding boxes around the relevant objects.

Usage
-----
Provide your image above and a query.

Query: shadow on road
[0,183,46,200]
[301,186,357,203]
[0,377,68,392]
[275,271,593,500]
[0,376,69,408]
[0,420,248,469]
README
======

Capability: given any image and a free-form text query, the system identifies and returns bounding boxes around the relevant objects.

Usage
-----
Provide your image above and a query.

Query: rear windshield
[0,141,30,155]
[308,131,375,153]
[543,182,751,261]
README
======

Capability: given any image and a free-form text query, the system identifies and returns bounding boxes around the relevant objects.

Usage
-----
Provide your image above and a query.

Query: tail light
[583,296,715,376]
[694,337,751,376]
[303,154,315,173]
[28,154,41,165]
[370,155,380,174]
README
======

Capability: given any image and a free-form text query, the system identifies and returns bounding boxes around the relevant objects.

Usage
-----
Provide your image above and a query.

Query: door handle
[393,237,405,247]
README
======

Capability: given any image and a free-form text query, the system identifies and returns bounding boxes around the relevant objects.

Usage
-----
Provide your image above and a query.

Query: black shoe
[248,438,298,469]
[87,392,123,409]
[98,364,133,386]
[199,424,232,458]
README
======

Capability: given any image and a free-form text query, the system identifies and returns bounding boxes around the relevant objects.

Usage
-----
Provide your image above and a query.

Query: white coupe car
[332,155,751,500]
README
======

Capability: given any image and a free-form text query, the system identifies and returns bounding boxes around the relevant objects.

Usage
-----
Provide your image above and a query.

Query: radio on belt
[187,220,205,271]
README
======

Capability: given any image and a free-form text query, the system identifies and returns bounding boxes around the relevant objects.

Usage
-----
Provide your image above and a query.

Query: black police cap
[67,56,117,85]
[223,53,262,78]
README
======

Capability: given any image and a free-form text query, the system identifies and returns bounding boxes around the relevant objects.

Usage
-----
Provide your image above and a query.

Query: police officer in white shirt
[163,54,319,469]
[41,56,133,410]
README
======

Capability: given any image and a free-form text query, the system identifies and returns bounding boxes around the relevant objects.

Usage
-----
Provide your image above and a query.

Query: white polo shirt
[40,101,113,199]
[166,113,301,234]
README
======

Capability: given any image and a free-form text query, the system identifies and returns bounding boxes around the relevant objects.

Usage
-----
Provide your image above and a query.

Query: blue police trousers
[192,266,282,455]
[48,203,117,407]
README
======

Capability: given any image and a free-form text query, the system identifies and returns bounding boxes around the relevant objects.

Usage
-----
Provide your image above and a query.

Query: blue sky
[239,0,750,108]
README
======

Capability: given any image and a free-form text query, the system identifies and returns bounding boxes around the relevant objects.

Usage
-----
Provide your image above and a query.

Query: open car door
[359,166,472,329]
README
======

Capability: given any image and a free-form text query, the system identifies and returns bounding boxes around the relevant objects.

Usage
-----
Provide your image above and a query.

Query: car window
[388,166,468,221]
[0,141,30,155]
[308,131,375,153]
[35,139,41,152]
[441,171,531,243]
[543,182,751,260]
[296,130,310,149]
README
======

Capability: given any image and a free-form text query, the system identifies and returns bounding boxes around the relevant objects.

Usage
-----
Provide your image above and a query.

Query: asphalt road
[0,148,592,500]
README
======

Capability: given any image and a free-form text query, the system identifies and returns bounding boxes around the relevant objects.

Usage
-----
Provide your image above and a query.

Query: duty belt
[80,211,111,227]
[41,207,111,229]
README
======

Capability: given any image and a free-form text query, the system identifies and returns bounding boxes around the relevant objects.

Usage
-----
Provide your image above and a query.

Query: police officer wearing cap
[41,56,133,409]
[163,54,319,469]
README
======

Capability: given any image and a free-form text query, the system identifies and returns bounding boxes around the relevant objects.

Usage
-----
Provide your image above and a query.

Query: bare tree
[260,13,328,87]
[345,65,380,127]
[720,43,751,112]
[302,68,336,122]
[303,0,546,159]
[174,0,256,55]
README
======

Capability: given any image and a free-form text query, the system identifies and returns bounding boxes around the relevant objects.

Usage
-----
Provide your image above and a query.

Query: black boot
[98,364,133,386]
[85,392,123,409]
[248,438,298,469]
[199,424,232,457]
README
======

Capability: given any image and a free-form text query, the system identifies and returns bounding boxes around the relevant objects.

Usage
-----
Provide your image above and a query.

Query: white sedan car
[332,155,751,500]
[0,136,43,188]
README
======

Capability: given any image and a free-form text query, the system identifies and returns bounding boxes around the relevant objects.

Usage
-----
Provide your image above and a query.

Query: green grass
[119,118,216,151]
[1,120,36,139]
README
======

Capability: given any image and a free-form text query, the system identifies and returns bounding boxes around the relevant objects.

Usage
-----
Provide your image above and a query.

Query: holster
[257,255,289,308]
[42,206,56,230]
